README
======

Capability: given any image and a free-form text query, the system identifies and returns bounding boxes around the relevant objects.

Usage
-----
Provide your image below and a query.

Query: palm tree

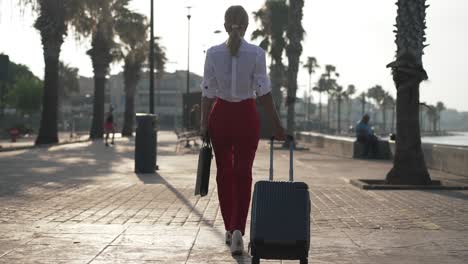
[252,0,289,113]
[285,0,304,138]
[435,101,446,132]
[303,57,319,122]
[58,62,80,100]
[116,10,147,137]
[333,85,345,134]
[330,84,354,134]
[345,84,356,130]
[383,94,396,133]
[152,39,167,107]
[58,62,80,128]
[74,0,130,139]
[367,85,386,133]
[323,65,338,131]
[386,0,431,185]
[117,11,167,137]
[20,0,83,145]
[382,92,395,134]
[313,76,327,132]
[359,92,366,117]
[426,104,438,133]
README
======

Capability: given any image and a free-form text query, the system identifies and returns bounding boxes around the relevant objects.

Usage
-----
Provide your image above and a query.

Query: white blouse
[200,38,271,102]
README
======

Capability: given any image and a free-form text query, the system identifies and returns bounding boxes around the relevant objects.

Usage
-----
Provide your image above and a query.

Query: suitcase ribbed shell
[250,180,310,260]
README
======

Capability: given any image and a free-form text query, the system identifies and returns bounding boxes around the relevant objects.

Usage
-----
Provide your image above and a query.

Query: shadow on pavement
[0,134,191,197]
[136,172,250,262]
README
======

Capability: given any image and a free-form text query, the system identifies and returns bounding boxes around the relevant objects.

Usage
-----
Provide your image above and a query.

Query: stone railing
[296,132,468,177]
[389,142,468,177]
[296,132,391,160]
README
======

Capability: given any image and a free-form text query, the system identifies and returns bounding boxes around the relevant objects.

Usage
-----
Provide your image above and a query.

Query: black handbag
[195,138,213,197]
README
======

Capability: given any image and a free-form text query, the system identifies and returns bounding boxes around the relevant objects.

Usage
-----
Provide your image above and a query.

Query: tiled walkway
[1,132,467,263]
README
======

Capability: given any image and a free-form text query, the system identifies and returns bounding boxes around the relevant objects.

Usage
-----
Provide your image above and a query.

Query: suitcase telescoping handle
[269,135,294,182]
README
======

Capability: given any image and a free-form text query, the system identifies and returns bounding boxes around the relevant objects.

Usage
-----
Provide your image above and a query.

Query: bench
[174,129,200,151]
[353,140,392,160]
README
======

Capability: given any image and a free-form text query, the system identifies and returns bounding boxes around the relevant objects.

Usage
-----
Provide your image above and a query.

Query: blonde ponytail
[227,26,242,56]
[225,6,249,57]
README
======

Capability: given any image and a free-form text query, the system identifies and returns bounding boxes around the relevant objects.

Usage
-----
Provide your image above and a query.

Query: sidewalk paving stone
[0,131,467,263]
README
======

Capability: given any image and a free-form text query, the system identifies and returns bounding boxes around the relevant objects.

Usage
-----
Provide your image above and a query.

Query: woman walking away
[200,5,286,256]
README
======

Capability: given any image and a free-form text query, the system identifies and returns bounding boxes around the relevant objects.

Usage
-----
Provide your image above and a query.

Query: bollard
[135,113,158,173]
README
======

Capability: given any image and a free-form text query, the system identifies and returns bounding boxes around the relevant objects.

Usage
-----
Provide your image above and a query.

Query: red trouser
[208,98,260,234]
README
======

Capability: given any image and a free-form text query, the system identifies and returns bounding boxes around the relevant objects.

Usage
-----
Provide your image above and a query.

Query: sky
[0,0,467,111]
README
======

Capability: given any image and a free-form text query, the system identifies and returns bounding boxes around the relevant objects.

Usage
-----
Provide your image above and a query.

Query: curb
[0,138,91,152]
[350,179,468,190]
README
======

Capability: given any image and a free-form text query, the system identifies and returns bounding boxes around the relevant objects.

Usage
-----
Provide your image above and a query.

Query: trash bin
[135,113,158,173]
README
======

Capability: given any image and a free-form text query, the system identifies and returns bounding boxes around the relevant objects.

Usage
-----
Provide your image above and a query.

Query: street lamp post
[186,6,192,128]
[186,7,191,96]
[184,6,192,148]
[149,0,155,114]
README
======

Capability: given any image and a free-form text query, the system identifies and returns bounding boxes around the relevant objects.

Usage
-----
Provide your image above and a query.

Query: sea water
[421,132,468,147]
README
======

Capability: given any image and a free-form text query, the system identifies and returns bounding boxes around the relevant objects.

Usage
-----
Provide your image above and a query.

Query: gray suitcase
[250,136,311,264]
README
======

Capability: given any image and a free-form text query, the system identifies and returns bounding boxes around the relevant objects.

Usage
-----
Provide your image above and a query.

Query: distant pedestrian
[200,5,285,255]
[8,127,19,142]
[355,114,378,158]
[105,107,115,146]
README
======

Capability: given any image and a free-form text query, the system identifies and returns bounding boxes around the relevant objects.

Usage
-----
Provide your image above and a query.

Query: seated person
[355,114,378,158]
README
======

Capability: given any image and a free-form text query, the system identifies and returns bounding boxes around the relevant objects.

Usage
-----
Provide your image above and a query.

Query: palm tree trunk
[34,1,66,145]
[326,96,331,131]
[88,20,113,140]
[270,64,283,114]
[337,96,341,134]
[285,52,300,137]
[89,67,106,139]
[361,97,365,117]
[122,91,135,137]
[347,99,352,131]
[307,73,311,122]
[286,94,296,137]
[437,113,441,132]
[122,74,138,137]
[36,42,61,145]
[318,92,322,132]
[387,85,430,184]
[285,0,303,144]
[382,105,387,134]
[386,0,431,185]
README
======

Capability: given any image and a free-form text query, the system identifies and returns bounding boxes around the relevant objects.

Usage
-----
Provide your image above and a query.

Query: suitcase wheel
[300,257,308,264]
[251,256,260,264]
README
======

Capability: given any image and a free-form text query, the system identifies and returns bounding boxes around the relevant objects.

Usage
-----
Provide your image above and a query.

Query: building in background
[106,70,202,130]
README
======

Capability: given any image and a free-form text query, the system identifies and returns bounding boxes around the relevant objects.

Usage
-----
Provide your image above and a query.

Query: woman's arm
[200,96,215,139]
[258,92,286,140]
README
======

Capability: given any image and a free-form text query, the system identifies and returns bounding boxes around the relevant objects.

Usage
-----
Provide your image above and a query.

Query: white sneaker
[230,230,243,255]
[225,231,232,245]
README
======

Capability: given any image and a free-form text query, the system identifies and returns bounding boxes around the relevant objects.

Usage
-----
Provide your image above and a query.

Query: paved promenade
[0,132,89,150]
[0,131,467,263]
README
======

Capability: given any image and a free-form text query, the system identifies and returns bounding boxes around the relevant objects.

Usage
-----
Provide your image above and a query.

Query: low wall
[389,142,468,177]
[297,132,468,177]
[296,132,391,160]
[296,132,355,158]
